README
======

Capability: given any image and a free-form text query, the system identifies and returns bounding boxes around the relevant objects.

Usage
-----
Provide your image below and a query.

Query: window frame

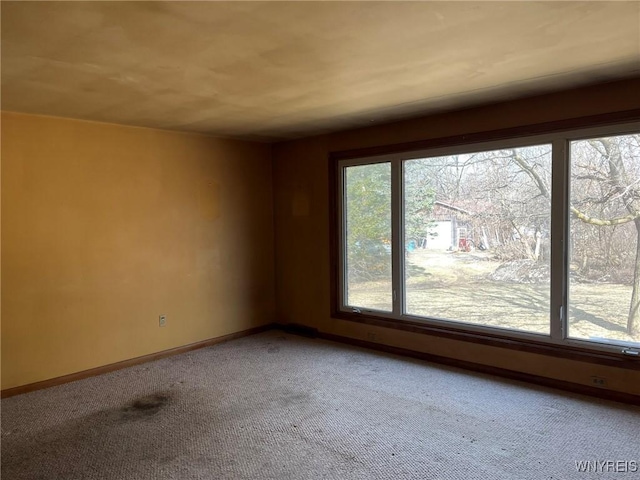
[330,110,640,369]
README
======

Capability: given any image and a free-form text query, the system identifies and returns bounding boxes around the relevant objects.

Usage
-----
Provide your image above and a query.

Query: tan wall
[1,112,275,389]
[273,79,640,396]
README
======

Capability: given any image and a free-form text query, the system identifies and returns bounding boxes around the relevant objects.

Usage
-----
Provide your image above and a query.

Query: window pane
[404,145,552,334]
[344,163,392,311]
[569,133,640,347]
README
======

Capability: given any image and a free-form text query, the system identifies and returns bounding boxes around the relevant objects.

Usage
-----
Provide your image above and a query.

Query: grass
[347,249,639,345]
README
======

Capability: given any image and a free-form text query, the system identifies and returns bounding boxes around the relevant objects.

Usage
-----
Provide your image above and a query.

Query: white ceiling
[2,1,639,141]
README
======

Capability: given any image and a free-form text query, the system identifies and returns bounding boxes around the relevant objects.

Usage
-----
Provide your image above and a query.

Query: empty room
[2,1,640,479]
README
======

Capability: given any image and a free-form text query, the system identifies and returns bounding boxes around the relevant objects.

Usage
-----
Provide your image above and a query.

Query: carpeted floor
[2,330,639,479]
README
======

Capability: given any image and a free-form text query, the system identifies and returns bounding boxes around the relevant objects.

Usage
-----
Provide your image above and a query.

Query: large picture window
[403,145,552,334]
[334,121,640,356]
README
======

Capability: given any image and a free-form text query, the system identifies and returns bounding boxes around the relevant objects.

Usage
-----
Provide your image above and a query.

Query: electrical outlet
[591,376,606,387]
[159,315,167,327]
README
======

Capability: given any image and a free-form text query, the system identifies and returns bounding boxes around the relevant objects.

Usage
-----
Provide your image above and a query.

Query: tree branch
[569,207,640,226]
[511,152,550,199]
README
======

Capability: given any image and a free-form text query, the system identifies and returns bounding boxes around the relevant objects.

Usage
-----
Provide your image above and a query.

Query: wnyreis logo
[575,460,638,473]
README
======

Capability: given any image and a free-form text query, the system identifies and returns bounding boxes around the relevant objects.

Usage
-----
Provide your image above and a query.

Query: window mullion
[337,162,347,311]
[550,138,568,341]
[391,158,404,317]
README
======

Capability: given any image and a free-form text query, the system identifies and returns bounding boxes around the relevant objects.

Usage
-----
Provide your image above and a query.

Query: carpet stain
[280,391,312,407]
[120,393,171,420]
[1,391,179,477]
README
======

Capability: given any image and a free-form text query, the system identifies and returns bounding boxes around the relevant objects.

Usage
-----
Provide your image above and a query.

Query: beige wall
[273,79,640,396]
[1,112,275,389]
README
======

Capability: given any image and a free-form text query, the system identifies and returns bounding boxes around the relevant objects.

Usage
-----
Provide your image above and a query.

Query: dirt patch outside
[348,249,639,345]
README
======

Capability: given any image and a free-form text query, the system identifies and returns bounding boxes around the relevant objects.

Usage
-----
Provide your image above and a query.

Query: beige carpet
[2,330,639,479]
